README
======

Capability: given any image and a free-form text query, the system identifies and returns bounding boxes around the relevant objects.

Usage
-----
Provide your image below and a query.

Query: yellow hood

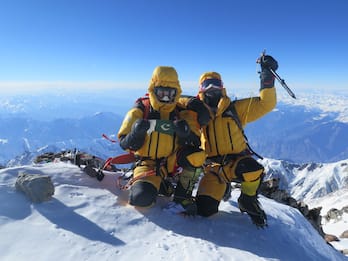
[148,66,182,112]
[199,71,222,85]
[198,71,228,115]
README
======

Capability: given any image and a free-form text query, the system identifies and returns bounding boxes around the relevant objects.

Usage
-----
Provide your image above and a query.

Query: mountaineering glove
[174,120,201,146]
[132,119,150,134]
[186,97,211,127]
[183,132,201,147]
[119,119,150,151]
[260,55,278,71]
[260,55,278,89]
[174,119,190,138]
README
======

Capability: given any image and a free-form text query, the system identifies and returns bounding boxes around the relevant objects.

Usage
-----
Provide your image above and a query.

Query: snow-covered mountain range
[1,90,348,167]
[1,90,348,259]
[0,111,123,167]
[246,101,348,163]
[260,158,348,201]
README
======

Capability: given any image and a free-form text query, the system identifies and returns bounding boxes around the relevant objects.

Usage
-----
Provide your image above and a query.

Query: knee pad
[129,181,158,207]
[197,172,226,201]
[234,156,264,182]
[196,195,219,217]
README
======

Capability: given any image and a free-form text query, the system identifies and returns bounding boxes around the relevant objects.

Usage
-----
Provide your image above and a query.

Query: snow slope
[308,187,348,256]
[0,162,346,261]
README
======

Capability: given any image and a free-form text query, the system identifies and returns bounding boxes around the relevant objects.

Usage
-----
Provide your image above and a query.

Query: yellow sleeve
[177,95,203,136]
[117,107,144,139]
[178,110,201,136]
[177,96,192,108]
[235,87,277,125]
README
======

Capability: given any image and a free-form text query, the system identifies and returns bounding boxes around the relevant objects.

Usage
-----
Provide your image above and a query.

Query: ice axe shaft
[257,50,296,99]
[268,68,296,99]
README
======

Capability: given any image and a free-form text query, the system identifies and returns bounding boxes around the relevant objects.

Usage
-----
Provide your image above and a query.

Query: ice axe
[257,50,296,99]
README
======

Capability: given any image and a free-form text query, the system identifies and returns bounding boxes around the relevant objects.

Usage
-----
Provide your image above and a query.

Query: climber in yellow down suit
[195,55,278,227]
[118,66,210,215]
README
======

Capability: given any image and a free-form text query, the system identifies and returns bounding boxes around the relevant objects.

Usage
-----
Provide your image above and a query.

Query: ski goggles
[154,86,177,103]
[199,78,223,92]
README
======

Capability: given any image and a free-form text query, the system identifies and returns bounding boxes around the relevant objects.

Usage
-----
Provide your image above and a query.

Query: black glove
[260,55,278,89]
[185,132,201,147]
[187,97,211,127]
[260,55,278,71]
[132,119,150,134]
[174,120,190,138]
[119,119,150,151]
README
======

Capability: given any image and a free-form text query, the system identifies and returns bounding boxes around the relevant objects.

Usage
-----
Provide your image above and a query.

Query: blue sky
[0,0,347,94]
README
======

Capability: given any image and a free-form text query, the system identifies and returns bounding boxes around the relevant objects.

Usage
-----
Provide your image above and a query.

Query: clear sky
[0,0,347,94]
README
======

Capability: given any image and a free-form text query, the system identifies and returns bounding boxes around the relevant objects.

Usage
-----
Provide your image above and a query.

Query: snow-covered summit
[0,162,346,260]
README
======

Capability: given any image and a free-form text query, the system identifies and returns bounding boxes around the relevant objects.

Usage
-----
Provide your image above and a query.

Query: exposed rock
[15,172,54,203]
[34,150,106,169]
[325,208,343,222]
[261,178,348,247]
[340,230,348,239]
[259,177,325,238]
[325,234,340,242]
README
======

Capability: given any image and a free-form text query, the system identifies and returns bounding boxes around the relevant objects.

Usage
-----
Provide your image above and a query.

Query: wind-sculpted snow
[0,162,346,260]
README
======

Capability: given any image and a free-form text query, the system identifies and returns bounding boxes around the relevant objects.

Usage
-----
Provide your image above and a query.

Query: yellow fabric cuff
[243,169,263,182]
[241,179,261,196]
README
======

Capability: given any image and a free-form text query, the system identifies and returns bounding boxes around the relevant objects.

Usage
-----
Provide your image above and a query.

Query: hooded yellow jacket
[199,87,276,157]
[117,66,202,160]
[117,99,201,159]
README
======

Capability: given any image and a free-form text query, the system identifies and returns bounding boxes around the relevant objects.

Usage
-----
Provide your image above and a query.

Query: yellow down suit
[196,73,277,215]
[117,66,207,207]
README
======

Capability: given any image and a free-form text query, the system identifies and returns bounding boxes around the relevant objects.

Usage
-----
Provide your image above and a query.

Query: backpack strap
[226,101,244,134]
[134,96,151,119]
[226,101,263,160]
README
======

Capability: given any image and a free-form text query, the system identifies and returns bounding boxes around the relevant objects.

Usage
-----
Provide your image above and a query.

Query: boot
[158,179,175,197]
[238,192,267,228]
[172,167,201,216]
[173,181,197,216]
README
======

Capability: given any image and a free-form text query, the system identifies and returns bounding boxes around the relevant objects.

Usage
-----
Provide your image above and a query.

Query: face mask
[204,89,222,108]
